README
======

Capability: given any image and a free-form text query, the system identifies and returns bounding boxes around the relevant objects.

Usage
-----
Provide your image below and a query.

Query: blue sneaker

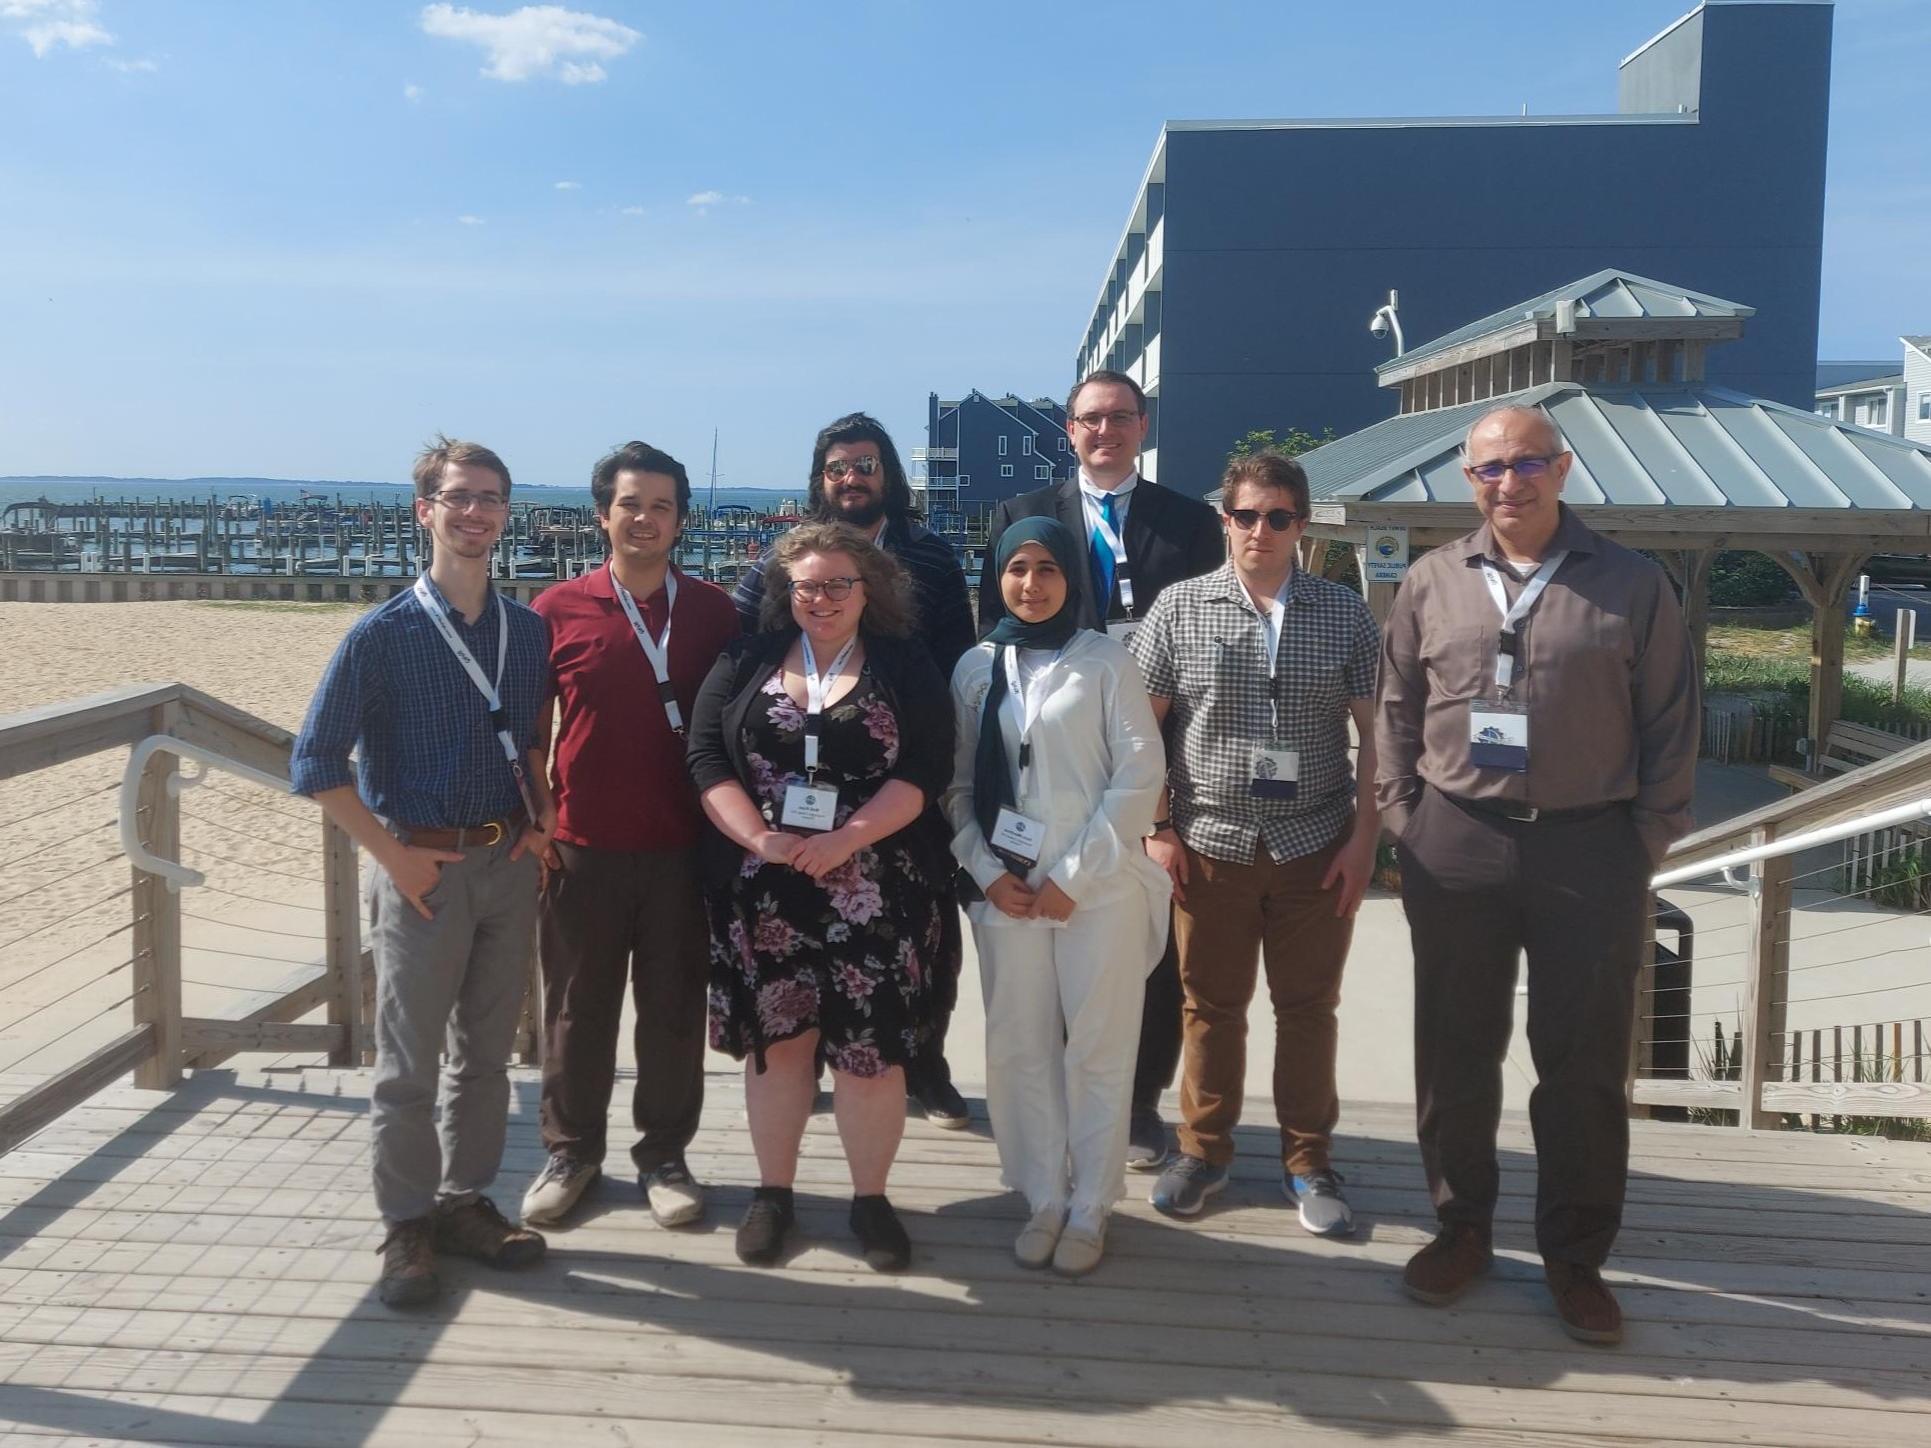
[1285,1168,1355,1237]
[1149,1153,1228,1217]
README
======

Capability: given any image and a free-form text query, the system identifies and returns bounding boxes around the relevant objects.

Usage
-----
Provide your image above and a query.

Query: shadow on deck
[1,1068,1929,1446]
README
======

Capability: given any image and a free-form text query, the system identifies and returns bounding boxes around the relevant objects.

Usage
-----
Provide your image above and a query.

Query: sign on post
[1363,525,1410,585]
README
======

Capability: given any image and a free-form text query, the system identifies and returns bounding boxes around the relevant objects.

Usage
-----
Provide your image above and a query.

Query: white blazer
[944,629,1171,950]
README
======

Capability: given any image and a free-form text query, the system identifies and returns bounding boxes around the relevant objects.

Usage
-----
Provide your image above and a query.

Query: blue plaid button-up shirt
[290,585,551,827]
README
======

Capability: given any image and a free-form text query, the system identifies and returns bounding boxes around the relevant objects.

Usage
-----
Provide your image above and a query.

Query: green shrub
[1708,551,1798,607]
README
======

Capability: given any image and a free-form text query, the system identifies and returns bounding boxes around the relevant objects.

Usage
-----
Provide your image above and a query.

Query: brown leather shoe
[376,1217,439,1308]
[1545,1261,1623,1345]
[433,1195,547,1268]
[1401,1223,1493,1306]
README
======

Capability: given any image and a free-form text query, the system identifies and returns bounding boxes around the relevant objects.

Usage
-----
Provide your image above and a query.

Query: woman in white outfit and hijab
[945,516,1170,1276]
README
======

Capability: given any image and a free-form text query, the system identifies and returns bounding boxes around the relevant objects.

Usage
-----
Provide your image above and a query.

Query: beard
[828,489,886,529]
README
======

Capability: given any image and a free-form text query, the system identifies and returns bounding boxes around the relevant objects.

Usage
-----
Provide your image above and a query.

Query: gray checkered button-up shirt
[1130,562,1379,865]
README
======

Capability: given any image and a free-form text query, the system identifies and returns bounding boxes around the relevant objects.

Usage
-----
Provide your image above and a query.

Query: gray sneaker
[642,1159,706,1228]
[1125,1108,1169,1172]
[1284,1168,1355,1237]
[1149,1153,1228,1217]
[521,1154,599,1227]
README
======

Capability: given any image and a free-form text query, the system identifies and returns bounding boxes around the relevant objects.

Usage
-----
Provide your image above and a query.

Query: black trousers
[1131,920,1182,1116]
[537,841,707,1173]
[1396,788,1649,1267]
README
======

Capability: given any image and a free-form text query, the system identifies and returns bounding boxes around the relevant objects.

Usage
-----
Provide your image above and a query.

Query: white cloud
[686,190,751,215]
[619,205,645,216]
[105,55,156,73]
[419,4,640,84]
[457,214,486,226]
[2,0,113,57]
[553,180,581,191]
[403,82,424,102]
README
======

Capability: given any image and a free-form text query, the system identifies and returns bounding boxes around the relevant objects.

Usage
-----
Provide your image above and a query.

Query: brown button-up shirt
[1373,504,1699,864]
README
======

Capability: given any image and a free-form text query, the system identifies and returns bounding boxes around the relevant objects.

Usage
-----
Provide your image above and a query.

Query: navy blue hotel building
[1073,1,1833,495]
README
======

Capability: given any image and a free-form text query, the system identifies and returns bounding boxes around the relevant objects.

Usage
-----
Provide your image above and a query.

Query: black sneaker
[735,1187,794,1267]
[914,1079,970,1130]
[1125,1108,1169,1172]
[850,1194,911,1272]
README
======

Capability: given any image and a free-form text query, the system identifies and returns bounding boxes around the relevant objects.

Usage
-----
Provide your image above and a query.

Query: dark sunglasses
[1224,507,1302,533]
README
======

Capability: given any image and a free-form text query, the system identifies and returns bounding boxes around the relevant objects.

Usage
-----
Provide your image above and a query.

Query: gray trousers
[367,835,539,1224]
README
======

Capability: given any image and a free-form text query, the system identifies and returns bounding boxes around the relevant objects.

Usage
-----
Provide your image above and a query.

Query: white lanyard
[412,575,537,820]
[610,564,683,733]
[1083,489,1135,616]
[1002,643,1067,789]
[1254,575,1293,739]
[1479,551,1568,692]
[798,632,859,775]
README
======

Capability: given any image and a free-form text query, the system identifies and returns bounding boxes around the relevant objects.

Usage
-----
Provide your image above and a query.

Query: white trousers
[974,903,1149,1217]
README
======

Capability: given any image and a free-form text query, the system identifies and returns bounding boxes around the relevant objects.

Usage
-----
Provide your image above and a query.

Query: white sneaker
[1013,1205,1065,1269]
[1052,1210,1107,1278]
[521,1154,599,1227]
[643,1160,706,1228]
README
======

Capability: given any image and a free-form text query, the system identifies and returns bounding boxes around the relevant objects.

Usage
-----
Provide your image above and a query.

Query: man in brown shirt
[1374,403,1699,1346]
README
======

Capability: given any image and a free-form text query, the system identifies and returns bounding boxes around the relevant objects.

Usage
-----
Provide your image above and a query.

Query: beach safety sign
[1363,525,1409,584]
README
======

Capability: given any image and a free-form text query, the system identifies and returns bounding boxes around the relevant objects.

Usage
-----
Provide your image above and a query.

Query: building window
[1920,392,1930,422]
[1815,403,1836,418]
[1863,397,1888,427]
[1022,435,1033,454]
[1035,464,1051,479]
[1000,464,1014,478]
[998,435,1008,456]
[1058,436,1068,451]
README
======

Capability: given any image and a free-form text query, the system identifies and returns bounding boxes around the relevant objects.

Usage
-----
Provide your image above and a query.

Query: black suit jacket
[977,477,1224,634]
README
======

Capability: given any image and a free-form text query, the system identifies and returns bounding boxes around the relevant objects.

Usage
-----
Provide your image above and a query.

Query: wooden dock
[2,1068,1928,1446]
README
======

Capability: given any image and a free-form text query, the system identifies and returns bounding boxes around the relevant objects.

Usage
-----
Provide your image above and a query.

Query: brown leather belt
[392,813,525,850]
[1451,796,1622,825]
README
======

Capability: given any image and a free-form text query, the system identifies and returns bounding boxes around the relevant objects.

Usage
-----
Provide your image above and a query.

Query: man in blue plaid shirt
[292,436,556,1309]
[1127,451,1380,1234]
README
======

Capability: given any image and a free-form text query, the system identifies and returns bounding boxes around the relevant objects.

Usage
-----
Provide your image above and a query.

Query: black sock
[753,1185,794,1210]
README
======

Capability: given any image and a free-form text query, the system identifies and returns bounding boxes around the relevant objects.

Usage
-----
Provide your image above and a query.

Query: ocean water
[0,477,796,513]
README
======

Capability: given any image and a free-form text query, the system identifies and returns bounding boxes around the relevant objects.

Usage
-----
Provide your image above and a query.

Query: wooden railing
[1641,737,1931,1127]
[0,683,367,1154]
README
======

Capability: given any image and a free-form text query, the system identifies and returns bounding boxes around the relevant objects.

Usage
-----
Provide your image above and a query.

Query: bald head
[1462,404,1564,459]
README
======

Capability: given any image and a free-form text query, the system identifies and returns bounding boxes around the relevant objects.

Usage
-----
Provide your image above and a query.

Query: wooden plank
[1740,833,1790,1129]
[1760,1080,1931,1116]
[179,965,332,1072]
[177,1020,346,1055]
[319,822,360,1069]
[0,1026,155,1156]
[129,700,183,1091]
[0,684,179,784]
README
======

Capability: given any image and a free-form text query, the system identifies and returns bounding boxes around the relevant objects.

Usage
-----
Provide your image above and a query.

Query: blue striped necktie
[1090,492,1118,616]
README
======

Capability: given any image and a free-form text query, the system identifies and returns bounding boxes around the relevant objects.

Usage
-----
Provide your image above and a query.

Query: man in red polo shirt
[523,440,741,1228]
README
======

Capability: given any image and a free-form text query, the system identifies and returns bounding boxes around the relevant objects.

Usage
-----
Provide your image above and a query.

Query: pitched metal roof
[1815,374,1904,398]
[1817,360,1905,391]
[1377,270,1757,379]
[1300,383,1931,510]
[1906,336,1931,358]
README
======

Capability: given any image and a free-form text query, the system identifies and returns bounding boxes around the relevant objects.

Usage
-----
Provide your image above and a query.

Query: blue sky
[1,1,1922,488]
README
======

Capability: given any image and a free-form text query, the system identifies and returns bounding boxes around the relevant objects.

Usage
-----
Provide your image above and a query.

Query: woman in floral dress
[686,522,954,1272]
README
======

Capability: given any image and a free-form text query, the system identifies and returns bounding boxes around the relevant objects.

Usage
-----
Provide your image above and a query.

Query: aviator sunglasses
[1224,507,1302,533]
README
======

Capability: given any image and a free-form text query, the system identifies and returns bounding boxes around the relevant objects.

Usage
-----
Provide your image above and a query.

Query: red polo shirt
[535,564,741,852]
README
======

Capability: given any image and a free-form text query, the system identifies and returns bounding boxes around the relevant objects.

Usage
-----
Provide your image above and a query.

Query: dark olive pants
[537,841,707,1174]
[1397,788,1650,1267]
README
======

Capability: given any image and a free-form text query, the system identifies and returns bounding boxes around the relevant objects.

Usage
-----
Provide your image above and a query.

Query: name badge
[1469,697,1529,772]
[1105,618,1140,646]
[1248,746,1299,800]
[990,807,1045,866]
[781,781,839,831]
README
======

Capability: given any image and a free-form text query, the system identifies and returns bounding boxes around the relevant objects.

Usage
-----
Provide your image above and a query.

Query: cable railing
[1640,735,1931,1128]
[0,683,368,1155]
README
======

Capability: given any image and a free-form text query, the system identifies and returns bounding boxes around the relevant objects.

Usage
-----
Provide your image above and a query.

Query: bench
[1767,719,1914,791]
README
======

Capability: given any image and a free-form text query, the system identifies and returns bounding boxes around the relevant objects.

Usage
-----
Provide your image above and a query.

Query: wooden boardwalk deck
[1,1067,1929,1446]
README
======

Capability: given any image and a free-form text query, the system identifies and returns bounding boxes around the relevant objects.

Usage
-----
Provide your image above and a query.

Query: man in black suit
[977,369,1223,1168]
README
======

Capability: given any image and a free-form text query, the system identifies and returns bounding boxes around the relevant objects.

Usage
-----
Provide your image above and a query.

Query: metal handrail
[1653,796,1931,889]
[119,734,291,891]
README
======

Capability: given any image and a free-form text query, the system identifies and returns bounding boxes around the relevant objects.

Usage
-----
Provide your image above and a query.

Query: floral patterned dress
[706,668,945,1077]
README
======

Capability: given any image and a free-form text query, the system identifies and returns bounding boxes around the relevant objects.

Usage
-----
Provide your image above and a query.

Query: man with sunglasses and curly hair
[1127,449,1380,1239]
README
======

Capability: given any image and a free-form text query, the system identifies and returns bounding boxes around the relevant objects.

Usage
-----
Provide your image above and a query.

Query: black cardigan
[685,628,957,892]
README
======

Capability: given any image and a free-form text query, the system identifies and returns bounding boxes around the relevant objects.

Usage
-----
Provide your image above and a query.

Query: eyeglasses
[822,458,881,481]
[1224,508,1302,533]
[1071,410,1141,432]
[787,576,861,602]
[430,490,509,513]
[1466,456,1559,484]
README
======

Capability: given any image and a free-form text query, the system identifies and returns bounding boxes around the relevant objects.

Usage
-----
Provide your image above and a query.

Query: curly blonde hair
[756,522,918,639]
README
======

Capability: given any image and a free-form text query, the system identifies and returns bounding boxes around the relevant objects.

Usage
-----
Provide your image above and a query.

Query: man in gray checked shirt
[1127,449,1380,1236]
